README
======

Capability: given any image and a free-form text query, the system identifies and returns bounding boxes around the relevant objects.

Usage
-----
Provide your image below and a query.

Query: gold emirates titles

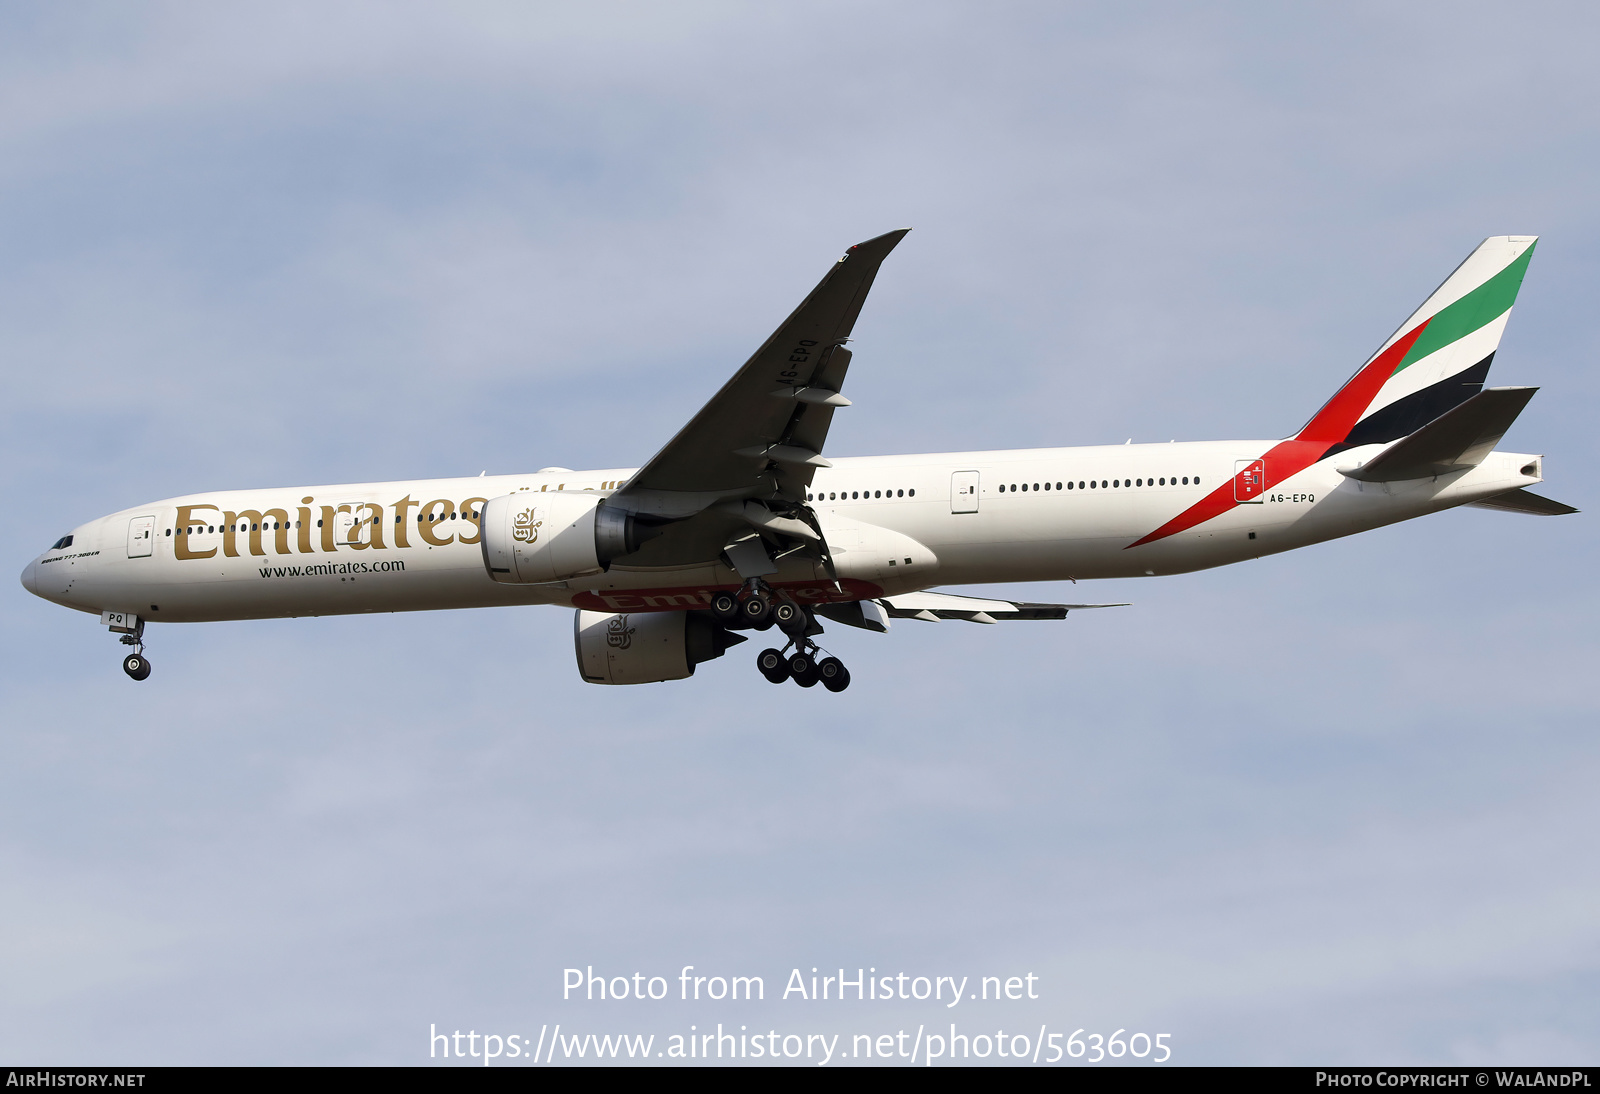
[170,495,490,560]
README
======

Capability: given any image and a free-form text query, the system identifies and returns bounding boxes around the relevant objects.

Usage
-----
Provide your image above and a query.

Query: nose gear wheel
[116,620,152,681]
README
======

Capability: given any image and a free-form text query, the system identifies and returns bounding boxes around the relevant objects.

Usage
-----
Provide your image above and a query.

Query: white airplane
[20,231,1574,690]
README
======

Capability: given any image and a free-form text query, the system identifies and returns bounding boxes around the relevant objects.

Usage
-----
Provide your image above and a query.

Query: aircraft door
[126,515,155,558]
[330,509,355,547]
[951,470,980,514]
[1234,459,1265,503]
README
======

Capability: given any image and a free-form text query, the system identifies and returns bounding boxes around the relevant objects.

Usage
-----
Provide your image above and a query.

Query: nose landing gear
[113,618,152,681]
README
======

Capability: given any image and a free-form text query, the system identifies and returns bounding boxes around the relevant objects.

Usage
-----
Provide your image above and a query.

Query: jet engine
[574,610,747,685]
[479,493,651,584]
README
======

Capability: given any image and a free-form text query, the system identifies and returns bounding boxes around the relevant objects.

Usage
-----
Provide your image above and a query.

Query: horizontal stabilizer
[879,590,1128,622]
[1465,488,1578,516]
[1342,387,1537,482]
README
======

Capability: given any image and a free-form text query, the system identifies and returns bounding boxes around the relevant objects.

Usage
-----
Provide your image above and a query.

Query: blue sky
[2,1,1596,1065]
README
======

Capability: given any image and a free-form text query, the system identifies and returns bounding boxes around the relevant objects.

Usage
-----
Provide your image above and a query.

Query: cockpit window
[50,535,73,551]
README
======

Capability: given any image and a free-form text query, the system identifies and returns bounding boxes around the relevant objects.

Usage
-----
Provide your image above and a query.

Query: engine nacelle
[480,493,647,584]
[574,610,745,685]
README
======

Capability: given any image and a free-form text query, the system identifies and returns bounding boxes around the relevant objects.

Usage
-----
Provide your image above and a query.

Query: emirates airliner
[21,231,1572,690]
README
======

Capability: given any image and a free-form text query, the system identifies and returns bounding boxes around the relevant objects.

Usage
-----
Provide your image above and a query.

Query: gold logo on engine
[512,508,542,544]
[606,614,635,649]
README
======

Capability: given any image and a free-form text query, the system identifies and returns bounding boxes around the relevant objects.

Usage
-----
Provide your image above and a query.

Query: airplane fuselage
[22,439,1544,625]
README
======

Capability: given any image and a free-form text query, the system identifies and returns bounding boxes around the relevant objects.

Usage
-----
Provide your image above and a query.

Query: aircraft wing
[610,229,909,521]
[600,229,909,573]
[879,591,1130,623]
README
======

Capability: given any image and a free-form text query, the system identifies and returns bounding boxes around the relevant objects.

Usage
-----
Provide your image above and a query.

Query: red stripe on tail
[1294,320,1430,445]
[1126,320,1430,549]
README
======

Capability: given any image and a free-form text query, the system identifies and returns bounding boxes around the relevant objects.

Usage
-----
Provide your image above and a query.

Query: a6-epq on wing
[593,229,910,573]
[611,229,910,523]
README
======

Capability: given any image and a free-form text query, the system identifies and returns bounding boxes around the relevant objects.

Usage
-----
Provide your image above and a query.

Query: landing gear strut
[727,579,851,692]
[117,619,152,681]
[747,606,850,693]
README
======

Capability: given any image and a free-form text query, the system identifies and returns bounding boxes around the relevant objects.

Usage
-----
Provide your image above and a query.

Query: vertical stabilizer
[1299,236,1537,458]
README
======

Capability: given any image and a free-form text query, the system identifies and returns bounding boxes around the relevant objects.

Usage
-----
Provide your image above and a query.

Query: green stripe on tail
[1394,242,1536,374]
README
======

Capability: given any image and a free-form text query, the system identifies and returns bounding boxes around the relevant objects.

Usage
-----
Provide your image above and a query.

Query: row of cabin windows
[173,523,297,534]
[516,482,627,492]
[806,489,916,501]
[802,477,1202,502]
[167,509,484,536]
[999,476,1200,493]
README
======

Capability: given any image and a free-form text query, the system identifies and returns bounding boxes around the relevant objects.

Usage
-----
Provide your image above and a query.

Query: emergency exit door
[951,470,980,513]
[1234,459,1265,503]
[330,503,374,548]
[126,515,155,558]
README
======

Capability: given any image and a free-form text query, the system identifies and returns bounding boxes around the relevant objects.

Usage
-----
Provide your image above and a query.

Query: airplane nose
[20,559,38,596]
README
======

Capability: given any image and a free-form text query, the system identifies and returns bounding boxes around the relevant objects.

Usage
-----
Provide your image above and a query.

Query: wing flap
[879,590,1129,622]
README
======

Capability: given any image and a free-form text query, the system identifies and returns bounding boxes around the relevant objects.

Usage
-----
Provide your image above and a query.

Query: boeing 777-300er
[20,230,1575,690]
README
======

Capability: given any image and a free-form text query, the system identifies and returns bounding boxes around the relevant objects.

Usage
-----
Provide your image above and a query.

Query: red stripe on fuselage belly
[1126,321,1429,549]
[574,579,883,613]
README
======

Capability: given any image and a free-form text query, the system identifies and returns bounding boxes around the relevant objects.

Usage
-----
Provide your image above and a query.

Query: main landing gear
[714,580,853,692]
[757,645,851,692]
[117,619,151,681]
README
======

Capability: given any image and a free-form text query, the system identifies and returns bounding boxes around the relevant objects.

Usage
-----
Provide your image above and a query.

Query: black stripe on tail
[1321,353,1493,461]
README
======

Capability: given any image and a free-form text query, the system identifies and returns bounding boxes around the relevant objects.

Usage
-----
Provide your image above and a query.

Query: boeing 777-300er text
[21,230,1575,689]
